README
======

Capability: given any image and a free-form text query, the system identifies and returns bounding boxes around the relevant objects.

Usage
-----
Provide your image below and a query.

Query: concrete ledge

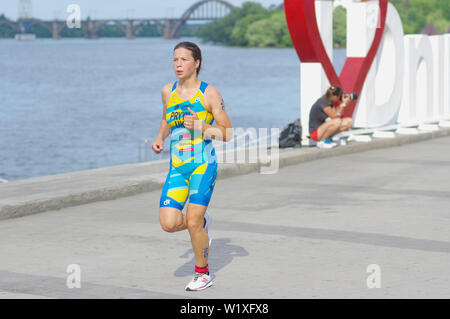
[1,127,450,221]
[0,181,162,220]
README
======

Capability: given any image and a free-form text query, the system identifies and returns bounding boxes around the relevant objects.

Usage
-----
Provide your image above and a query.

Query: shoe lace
[193,272,207,281]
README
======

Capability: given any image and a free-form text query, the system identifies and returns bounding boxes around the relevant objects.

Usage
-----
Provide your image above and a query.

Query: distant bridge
[0,0,234,39]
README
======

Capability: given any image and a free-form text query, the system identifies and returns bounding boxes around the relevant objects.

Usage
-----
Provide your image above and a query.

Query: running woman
[152,42,232,291]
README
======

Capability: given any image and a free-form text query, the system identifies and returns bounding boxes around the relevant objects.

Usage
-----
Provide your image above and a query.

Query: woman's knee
[160,216,179,232]
[186,215,203,233]
[160,221,179,233]
[159,207,182,233]
[341,118,353,129]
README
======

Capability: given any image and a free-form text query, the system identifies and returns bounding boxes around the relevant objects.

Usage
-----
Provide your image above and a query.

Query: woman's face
[331,94,340,103]
[173,48,199,79]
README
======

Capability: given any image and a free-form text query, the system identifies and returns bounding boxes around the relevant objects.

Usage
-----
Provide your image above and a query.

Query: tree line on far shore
[197,0,449,48]
[1,0,449,48]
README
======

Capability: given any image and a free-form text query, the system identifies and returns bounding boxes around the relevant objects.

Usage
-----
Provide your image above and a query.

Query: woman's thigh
[188,162,217,207]
[160,166,190,211]
[317,119,341,140]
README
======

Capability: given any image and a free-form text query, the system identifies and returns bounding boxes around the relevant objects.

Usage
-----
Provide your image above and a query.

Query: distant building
[421,24,439,35]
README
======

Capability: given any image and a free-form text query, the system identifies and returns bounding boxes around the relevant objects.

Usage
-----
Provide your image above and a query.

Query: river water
[0,37,346,182]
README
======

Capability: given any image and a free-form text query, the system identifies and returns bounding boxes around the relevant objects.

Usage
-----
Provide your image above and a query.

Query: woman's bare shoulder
[162,82,175,95]
[161,82,175,102]
[161,82,175,108]
[204,84,221,98]
[203,84,225,113]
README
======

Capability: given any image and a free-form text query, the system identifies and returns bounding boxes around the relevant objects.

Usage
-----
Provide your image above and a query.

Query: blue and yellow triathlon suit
[159,81,218,211]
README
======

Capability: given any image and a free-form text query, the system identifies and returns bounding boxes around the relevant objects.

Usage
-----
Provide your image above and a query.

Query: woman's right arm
[323,95,351,119]
[152,84,172,154]
[322,106,340,119]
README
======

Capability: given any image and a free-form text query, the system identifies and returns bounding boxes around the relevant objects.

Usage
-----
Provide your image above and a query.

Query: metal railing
[138,138,152,162]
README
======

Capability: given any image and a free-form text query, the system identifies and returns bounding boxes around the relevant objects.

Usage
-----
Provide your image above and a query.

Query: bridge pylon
[85,19,99,39]
[163,19,178,39]
[52,21,61,39]
[126,20,135,39]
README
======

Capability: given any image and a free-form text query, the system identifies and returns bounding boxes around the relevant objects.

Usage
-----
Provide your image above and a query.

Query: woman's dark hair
[174,41,202,76]
[324,85,343,104]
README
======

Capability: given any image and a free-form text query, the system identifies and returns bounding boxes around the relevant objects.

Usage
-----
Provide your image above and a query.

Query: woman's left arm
[201,86,233,142]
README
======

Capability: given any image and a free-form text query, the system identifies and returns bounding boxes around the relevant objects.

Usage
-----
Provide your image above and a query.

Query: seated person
[308,86,353,148]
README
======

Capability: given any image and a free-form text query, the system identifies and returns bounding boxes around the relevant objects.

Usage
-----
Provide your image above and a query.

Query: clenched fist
[184,107,202,130]
[152,138,164,154]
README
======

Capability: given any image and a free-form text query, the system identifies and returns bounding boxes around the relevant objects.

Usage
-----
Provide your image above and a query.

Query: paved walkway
[1,136,449,298]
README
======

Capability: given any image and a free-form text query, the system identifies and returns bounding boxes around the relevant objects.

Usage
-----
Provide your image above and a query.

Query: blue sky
[1,0,282,20]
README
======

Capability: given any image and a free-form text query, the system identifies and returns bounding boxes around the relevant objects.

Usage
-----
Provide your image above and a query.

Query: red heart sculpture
[284,0,388,117]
